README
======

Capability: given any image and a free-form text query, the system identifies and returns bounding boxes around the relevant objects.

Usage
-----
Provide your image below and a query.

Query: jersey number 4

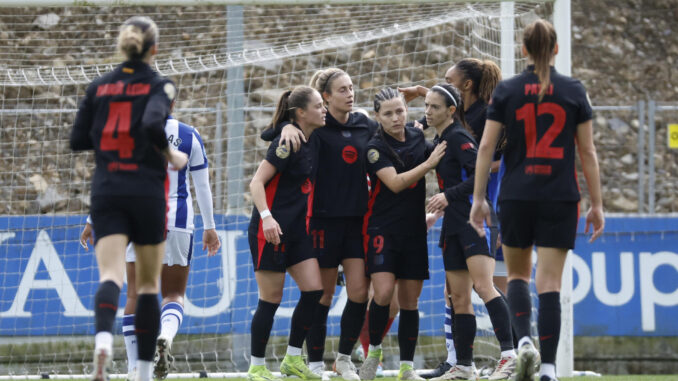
[516,102,565,159]
[100,101,135,158]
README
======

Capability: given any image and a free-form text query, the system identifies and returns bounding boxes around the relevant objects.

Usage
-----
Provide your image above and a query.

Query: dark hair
[430,83,472,135]
[454,58,501,104]
[373,87,406,167]
[309,68,349,95]
[267,86,317,130]
[118,16,158,61]
[523,19,557,102]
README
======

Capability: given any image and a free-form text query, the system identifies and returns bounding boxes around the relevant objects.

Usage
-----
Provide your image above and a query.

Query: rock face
[0,1,676,215]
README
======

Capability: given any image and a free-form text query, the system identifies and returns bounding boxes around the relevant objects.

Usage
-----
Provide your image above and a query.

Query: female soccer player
[470,19,605,381]
[263,68,378,381]
[80,115,221,381]
[358,88,446,381]
[247,86,325,381]
[70,16,188,381]
[423,84,515,381]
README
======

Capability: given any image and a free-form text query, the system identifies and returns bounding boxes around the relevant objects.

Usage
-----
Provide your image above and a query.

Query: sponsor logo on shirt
[342,145,358,164]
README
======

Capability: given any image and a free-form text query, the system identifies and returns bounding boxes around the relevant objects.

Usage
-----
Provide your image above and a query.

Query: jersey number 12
[100,101,135,158]
[516,102,565,159]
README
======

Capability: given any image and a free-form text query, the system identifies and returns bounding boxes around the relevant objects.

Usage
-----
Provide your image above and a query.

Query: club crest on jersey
[342,130,352,138]
[342,145,358,164]
[276,145,290,159]
[164,83,176,101]
[367,148,380,164]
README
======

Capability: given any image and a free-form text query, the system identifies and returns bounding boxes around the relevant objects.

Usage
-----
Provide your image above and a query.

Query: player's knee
[473,282,497,301]
[346,283,369,302]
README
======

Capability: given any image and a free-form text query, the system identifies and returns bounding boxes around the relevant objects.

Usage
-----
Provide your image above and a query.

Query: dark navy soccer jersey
[364,126,432,235]
[248,131,315,243]
[487,65,593,202]
[71,60,175,199]
[434,120,481,236]
[262,111,379,218]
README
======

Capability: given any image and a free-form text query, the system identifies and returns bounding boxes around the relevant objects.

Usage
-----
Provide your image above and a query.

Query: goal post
[0,1,573,377]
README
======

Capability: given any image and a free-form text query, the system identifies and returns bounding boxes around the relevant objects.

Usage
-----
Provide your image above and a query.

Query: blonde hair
[117,16,158,61]
[309,68,348,95]
[523,19,557,102]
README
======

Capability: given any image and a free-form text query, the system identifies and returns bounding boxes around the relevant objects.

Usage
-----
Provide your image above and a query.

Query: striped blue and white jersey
[165,116,215,232]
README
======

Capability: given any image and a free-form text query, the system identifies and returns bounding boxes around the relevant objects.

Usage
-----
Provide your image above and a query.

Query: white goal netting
[0,2,551,377]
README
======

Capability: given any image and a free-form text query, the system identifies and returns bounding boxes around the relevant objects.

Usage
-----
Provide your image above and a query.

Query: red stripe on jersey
[362,180,381,257]
[164,174,170,239]
[306,179,315,235]
[256,173,281,269]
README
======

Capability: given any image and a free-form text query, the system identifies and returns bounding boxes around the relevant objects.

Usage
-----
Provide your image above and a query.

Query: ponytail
[267,86,318,130]
[267,90,293,130]
[523,19,557,102]
[117,16,158,61]
[454,58,501,104]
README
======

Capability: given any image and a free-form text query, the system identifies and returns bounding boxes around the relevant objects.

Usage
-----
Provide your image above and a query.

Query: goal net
[0,1,553,377]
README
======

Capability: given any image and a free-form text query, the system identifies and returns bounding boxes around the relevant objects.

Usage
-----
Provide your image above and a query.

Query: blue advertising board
[0,215,676,336]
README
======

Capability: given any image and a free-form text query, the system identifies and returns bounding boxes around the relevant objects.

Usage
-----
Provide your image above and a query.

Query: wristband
[259,209,272,219]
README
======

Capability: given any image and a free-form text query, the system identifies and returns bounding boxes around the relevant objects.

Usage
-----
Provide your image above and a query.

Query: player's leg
[123,258,138,381]
[396,279,424,381]
[92,234,128,381]
[306,267,337,379]
[133,241,165,381]
[422,283,454,379]
[282,256,323,380]
[360,272,395,381]
[154,231,194,379]
[249,270,286,381]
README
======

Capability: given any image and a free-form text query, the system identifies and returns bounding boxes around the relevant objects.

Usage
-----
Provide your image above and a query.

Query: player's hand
[168,150,189,170]
[398,85,426,103]
[280,124,306,152]
[585,205,605,243]
[202,228,221,256]
[413,120,424,130]
[469,199,492,238]
[426,192,449,213]
[426,211,443,231]
[425,141,446,169]
[80,222,94,251]
[262,216,283,245]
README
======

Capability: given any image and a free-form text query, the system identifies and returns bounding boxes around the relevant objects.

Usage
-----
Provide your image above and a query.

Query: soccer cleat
[309,362,330,381]
[359,348,382,380]
[91,347,111,381]
[153,336,174,380]
[248,365,282,381]
[430,365,477,381]
[421,362,453,379]
[488,356,515,380]
[539,376,558,381]
[126,368,136,381]
[280,354,321,380]
[398,364,425,381]
[376,363,384,378]
[333,354,360,381]
[513,342,540,381]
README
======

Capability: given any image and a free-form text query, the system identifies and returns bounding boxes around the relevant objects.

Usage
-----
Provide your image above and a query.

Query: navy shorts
[248,233,314,273]
[90,195,166,245]
[498,200,578,250]
[365,232,429,280]
[310,217,364,268]
[441,224,496,271]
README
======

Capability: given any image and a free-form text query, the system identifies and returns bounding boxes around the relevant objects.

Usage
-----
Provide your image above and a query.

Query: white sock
[540,363,556,379]
[457,364,472,371]
[136,360,153,381]
[251,356,266,366]
[309,361,324,369]
[368,344,382,352]
[286,345,302,356]
[444,306,456,365]
[160,302,184,346]
[94,331,113,352]
[518,336,532,349]
[501,349,517,358]
[122,314,137,373]
[400,361,414,368]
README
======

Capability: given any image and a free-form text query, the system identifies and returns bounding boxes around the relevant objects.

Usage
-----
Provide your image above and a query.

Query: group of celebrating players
[71,14,604,381]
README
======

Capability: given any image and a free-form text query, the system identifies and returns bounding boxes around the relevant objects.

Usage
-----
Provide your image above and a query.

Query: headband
[431,85,458,107]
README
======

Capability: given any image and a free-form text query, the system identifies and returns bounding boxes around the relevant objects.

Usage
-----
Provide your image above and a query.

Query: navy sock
[367,300,390,347]
[94,281,120,334]
[135,293,160,361]
[485,296,514,352]
[289,290,323,349]
[251,299,280,358]
[453,314,476,366]
[538,292,561,364]
[507,279,532,340]
[338,300,368,355]
[398,309,419,362]
[306,303,330,362]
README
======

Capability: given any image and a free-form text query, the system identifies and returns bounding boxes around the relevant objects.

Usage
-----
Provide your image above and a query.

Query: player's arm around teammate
[358,88,445,381]
[469,19,604,381]
[70,16,187,381]
[424,84,515,381]
[246,86,326,381]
